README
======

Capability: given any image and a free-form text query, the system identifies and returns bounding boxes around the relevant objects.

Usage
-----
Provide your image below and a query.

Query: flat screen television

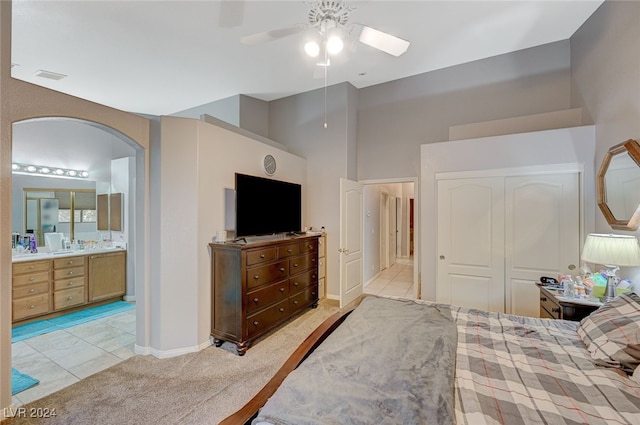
[235,173,302,237]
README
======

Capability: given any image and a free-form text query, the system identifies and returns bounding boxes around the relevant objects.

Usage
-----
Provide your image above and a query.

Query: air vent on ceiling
[34,69,67,80]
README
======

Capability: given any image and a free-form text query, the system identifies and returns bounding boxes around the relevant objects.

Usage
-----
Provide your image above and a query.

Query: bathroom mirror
[24,188,97,245]
[597,139,640,230]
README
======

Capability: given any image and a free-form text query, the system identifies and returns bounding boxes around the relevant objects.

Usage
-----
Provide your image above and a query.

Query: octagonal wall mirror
[597,139,640,230]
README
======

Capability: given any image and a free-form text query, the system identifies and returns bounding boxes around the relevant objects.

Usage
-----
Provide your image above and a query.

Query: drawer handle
[541,296,547,302]
[287,249,292,253]
[312,292,316,297]
[68,261,74,265]
[29,265,35,270]
[279,307,285,312]
[260,254,265,259]
[30,305,36,309]
[29,277,35,282]
[67,296,73,301]
[552,307,561,314]
[312,274,317,279]
[29,288,35,293]
[308,245,312,249]
[279,287,285,292]
[293,300,298,305]
[293,282,299,287]
[68,281,74,286]
[68,271,74,276]
[279,267,285,272]
[253,297,259,303]
[253,321,259,326]
[311,258,316,263]
[253,275,260,280]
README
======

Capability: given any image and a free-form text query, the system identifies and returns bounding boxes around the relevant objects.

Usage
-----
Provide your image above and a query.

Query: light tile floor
[363,258,415,299]
[11,307,137,407]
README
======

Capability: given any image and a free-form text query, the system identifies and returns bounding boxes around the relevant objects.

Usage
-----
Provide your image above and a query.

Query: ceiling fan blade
[241,25,305,46]
[358,26,410,57]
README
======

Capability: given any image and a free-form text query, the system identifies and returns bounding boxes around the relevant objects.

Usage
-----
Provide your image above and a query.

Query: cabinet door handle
[279,307,285,312]
[253,298,259,303]
[253,274,260,280]
[279,287,285,292]
[253,321,259,326]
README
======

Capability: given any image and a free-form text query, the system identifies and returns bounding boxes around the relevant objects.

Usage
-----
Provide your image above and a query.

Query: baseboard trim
[135,339,212,359]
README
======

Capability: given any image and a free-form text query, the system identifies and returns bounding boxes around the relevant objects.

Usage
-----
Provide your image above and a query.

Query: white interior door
[506,173,580,316]
[437,178,506,312]
[340,178,363,308]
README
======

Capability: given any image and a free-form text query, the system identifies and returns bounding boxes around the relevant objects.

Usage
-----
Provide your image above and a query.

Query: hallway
[363,258,415,299]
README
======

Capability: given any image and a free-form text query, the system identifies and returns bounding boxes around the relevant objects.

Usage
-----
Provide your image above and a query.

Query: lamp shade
[581,233,640,267]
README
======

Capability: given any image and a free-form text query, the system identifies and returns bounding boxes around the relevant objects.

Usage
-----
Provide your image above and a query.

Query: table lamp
[581,233,640,302]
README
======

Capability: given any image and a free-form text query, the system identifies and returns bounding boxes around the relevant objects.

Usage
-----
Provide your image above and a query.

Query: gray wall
[356,40,573,181]
[570,0,640,277]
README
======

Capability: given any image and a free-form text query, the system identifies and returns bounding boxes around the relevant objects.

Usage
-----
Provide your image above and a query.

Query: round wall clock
[263,154,277,175]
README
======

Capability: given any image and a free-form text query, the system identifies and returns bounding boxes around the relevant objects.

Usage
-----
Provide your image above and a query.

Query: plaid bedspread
[450,306,640,425]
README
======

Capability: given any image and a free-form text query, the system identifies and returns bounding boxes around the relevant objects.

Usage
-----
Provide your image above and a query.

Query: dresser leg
[236,342,249,356]
[213,338,224,347]
[312,301,319,308]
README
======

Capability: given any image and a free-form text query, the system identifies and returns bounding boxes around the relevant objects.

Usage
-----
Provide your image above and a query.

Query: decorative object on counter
[581,233,640,302]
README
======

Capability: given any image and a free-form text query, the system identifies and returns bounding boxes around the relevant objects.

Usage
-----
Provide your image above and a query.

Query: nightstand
[538,284,602,321]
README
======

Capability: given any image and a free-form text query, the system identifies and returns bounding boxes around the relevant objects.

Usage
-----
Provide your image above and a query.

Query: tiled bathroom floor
[11,307,137,407]
[363,257,415,299]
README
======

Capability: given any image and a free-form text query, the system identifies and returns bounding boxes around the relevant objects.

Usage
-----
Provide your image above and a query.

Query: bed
[221,294,640,425]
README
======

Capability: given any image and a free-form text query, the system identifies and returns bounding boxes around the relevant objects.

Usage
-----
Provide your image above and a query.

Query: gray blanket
[253,296,457,425]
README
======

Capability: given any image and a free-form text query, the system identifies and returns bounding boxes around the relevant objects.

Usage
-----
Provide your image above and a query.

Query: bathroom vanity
[12,248,126,323]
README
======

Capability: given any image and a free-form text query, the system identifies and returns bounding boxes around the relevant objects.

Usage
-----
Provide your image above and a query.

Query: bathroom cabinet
[210,235,319,355]
[12,249,126,323]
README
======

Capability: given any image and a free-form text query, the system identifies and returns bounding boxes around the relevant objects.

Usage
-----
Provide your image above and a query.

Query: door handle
[338,248,350,254]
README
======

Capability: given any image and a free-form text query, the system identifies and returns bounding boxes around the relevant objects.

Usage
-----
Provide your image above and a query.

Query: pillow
[577,292,640,371]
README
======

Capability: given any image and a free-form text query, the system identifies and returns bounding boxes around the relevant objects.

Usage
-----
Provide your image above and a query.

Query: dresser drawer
[299,240,317,253]
[540,291,561,319]
[289,254,316,274]
[54,276,86,291]
[246,247,277,267]
[53,256,85,269]
[290,286,318,314]
[13,294,50,321]
[246,280,289,315]
[13,281,49,299]
[279,243,300,258]
[13,260,50,275]
[247,260,288,290]
[247,299,289,338]
[53,287,85,310]
[13,270,50,287]
[53,266,85,280]
[289,270,317,294]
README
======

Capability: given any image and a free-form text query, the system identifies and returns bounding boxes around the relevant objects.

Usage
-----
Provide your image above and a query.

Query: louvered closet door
[436,178,506,313]
[506,173,580,317]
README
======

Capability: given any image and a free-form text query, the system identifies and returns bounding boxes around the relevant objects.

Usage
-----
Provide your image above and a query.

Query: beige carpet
[5,300,339,425]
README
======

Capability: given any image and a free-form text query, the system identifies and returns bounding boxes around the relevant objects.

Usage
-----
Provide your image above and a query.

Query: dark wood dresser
[209,235,320,355]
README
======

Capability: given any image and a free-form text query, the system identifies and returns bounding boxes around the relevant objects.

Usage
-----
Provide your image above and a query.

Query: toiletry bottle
[29,235,37,253]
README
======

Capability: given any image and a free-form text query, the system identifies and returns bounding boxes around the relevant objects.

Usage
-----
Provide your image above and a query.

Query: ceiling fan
[240,0,411,58]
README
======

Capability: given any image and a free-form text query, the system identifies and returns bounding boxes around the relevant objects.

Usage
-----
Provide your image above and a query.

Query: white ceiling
[11,0,604,116]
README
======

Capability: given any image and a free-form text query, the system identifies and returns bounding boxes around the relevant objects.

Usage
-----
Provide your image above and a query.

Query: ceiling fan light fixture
[359,26,410,57]
[305,40,320,57]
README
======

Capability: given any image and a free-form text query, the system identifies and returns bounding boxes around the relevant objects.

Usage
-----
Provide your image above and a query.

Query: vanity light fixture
[12,163,89,179]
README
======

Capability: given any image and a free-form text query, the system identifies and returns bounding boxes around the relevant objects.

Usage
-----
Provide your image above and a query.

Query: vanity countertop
[12,246,126,263]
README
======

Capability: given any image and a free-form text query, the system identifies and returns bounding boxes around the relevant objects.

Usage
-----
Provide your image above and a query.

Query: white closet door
[437,178,505,312]
[506,173,580,317]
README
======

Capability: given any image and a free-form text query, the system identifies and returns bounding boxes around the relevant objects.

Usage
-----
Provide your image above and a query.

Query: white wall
[111,156,136,299]
[420,125,596,301]
[153,116,307,356]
